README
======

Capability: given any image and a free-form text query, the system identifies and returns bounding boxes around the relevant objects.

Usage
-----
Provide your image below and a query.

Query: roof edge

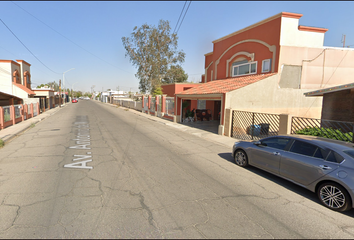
[298,25,328,33]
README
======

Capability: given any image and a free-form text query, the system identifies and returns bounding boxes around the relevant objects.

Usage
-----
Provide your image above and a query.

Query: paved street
[0,100,354,238]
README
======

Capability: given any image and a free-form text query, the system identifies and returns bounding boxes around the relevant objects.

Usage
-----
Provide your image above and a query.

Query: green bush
[295,126,353,142]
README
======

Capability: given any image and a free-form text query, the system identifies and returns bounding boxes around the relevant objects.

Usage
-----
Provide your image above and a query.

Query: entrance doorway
[214,101,221,121]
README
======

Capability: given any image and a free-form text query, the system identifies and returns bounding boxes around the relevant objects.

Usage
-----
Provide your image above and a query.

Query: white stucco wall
[225,74,322,118]
[279,46,354,89]
[0,63,13,95]
[12,85,31,99]
[280,17,325,48]
[23,98,39,104]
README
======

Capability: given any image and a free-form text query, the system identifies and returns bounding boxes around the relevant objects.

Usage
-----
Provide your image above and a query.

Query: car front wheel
[317,182,352,212]
[234,150,248,167]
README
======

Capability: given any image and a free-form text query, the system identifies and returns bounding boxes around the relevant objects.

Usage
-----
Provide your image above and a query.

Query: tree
[152,85,163,97]
[37,83,48,88]
[36,81,59,91]
[162,65,188,84]
[122,19,186,94]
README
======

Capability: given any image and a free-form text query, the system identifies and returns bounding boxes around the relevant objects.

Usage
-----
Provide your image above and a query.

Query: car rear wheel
[234,150,248,167]
[317,182,352,212]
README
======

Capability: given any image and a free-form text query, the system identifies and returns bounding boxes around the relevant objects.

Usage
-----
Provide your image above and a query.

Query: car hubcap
[320,185,345,209]
[235,152,245,165]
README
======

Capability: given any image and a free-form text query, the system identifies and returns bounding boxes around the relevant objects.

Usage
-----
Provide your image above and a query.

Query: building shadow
[180,120,219,134]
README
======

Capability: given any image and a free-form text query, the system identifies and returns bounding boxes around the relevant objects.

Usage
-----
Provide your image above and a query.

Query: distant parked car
[232,134,354,212]
[72,99,78,103]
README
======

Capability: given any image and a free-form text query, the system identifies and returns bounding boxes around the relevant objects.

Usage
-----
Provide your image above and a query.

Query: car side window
[326,151,344,163]
[313,147,327,159]
[289,140,318,157]
[260,138,290,150]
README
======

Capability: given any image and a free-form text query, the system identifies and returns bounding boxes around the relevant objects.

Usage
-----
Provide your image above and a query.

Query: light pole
[71,82,78,99]
[63,68,75,105]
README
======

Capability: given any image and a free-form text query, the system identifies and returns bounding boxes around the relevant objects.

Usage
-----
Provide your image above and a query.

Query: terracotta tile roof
[177,73,277,95]
[13,82,36,95]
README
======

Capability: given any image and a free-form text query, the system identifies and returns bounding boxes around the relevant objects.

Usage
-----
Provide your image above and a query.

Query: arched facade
[13,70,21,84]
[24,71,31,89]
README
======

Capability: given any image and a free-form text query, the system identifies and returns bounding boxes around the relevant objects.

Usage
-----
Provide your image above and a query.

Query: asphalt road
[0,100,354,238]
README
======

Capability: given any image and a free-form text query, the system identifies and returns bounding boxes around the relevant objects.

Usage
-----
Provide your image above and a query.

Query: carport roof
[0,91,22,101]
[177,72,276,95]
[304,82,354,96]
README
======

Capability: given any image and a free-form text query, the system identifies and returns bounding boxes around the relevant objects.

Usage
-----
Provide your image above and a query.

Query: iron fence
[232,110,280,140]
[150,98,155,113]
[3,106,11,122]
[14,104,21,118]
[33,105,38,117]
[165,97,174,116]
[291,117,354,142]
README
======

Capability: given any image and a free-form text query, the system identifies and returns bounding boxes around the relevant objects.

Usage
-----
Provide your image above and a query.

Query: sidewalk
[0,101,237,150]
[105,102,237,149]
[0,105,66,144]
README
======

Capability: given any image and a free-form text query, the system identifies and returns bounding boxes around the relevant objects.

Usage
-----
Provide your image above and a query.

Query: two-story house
[171,12,354,135]
[0,60,38,106]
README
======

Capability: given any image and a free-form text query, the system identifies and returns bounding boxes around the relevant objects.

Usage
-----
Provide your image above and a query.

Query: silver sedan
[232,134,354,212]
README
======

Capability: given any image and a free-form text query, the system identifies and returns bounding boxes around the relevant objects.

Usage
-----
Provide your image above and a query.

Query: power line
[11,1,134,75]
[0,18,61,75]
[173,1,187,34]
[176,1,191,34]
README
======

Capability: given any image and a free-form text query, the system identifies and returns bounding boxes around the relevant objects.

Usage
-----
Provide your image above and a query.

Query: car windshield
[343,150,354,158]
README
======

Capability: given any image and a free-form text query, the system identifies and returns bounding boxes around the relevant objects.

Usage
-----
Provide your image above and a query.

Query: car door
[249,137,291,175]
[279,140,339,186]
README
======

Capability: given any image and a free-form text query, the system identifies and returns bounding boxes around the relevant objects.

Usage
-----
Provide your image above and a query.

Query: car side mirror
[253,141,262,146]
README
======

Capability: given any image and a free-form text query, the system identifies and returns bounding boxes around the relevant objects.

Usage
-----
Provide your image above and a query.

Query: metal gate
[231,110,280,140]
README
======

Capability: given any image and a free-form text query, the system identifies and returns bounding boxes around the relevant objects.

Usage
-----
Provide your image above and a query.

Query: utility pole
[59,79,62,108]
[342,34,346,48]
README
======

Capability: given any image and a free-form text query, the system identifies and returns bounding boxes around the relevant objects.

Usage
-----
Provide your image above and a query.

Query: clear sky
[0,1,353,93]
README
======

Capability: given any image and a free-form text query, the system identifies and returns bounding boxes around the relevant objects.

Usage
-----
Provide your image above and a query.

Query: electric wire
[0,18,61,75]
[176,1,191,34]
[11,1,134,75]
[173,1,187,34]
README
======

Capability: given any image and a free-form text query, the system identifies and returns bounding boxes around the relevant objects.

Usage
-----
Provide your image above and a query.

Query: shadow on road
[218,152,235,163]
[217,152,354,217]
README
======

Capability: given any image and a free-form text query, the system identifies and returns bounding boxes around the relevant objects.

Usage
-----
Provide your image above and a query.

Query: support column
[224,108,233,137]
[11,105,15,125]
[21,104,24,121]
[30,103,34,118]
[155,95,158,117]
[141,96,145,113]
[161,95,166,116]
[37,103,40,116]
[0,107,4,130]
[147,95,151,115]
[279,114,292,135]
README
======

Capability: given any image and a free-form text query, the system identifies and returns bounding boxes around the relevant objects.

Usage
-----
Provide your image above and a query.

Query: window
[260,137,290,150]
[231,60,257,77]
[313,147,328,159]
[326,151,344,163]
[262,59,271,73]
[289,140,318,157]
